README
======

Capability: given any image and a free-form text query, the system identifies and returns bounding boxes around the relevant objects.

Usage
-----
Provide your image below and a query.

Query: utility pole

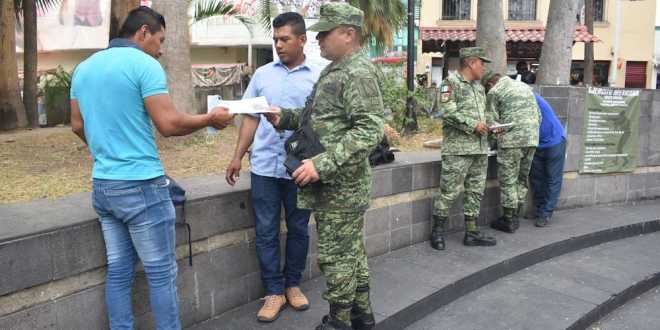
[403,0,418,135]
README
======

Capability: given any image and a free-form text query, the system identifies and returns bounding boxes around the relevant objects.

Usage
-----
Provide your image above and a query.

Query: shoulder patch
[440,81,453,103]
[357,78,380,98]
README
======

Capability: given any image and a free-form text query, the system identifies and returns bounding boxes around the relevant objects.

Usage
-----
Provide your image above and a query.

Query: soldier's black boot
[490,208,519,233]
[315,303,353,330]
[351,285,375,330]
[430,215,447,250]
[463,216,497,246]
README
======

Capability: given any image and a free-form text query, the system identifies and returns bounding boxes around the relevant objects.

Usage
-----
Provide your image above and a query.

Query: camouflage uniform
[430,47,497,251]
[486,75,540,219]
[275,3,384,328]
[434,51,491,221]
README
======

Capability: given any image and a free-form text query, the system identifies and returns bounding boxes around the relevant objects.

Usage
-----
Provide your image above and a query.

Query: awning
[421,25,600,43]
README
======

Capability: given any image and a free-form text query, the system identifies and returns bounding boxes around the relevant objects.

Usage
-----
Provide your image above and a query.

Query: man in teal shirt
[70,7,232,329]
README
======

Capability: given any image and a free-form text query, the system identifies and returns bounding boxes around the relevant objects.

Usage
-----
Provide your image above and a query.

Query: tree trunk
[583,0,594,86]
[151,1,195,114]
[23,0,38,127]
[476,0,507,74]
[537,0,579,85]
[0,0,27,130]
[110,0,140,40]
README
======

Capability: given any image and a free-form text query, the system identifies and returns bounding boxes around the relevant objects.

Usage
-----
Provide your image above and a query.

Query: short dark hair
[272,12,306,36]
[516,61,529,71]
[119,6,166,38]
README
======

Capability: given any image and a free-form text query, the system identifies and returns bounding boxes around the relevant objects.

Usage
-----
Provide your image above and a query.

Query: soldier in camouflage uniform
[482,71,541,233]
[431,47,497,251]
[265,3,384,330]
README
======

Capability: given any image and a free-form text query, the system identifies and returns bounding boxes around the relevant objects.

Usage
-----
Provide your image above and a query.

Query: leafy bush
[378,63,436,132]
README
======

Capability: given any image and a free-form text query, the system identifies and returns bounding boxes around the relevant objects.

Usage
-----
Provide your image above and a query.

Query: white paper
[213,96,273,114]
[489,122,514,131]
[206,95,222,135]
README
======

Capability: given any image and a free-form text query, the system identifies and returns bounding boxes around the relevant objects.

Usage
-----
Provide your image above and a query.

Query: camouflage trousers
[433,154,488,218]
[497,147,536,210]
[315,210,369,306]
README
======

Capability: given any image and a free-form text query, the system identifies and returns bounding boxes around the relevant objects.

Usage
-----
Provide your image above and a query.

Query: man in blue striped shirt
[225,12,321,322]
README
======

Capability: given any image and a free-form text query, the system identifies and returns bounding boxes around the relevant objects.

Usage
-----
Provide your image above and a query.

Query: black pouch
[165,175,193,266]
[369,136,395,167]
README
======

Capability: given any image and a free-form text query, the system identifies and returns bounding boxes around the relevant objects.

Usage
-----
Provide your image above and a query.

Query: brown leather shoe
[257,295,287,322]
[286,286,310,311]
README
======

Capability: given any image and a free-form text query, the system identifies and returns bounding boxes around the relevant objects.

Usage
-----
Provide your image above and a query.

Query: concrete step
[406,230,660,330]
[593,285,660,330]
[187,201,660,330]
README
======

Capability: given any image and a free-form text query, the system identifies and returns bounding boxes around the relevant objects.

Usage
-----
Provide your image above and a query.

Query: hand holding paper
[217,96,277,114]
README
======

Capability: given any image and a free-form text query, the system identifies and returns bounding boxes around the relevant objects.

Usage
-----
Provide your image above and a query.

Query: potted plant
[38,66,72,126]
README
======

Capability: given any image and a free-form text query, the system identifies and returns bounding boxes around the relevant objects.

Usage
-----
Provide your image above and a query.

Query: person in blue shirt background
[225,12,321,322]
[530,93,567,227]
[70,7,232,329]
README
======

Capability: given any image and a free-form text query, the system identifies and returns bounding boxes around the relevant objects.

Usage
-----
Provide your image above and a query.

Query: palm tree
[348,0,406,51]
[0,0,60,130]
[256,0,406,51]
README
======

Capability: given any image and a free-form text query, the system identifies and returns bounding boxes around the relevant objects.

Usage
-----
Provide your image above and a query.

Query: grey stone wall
[1,86,659,329]
[537,86,660,209]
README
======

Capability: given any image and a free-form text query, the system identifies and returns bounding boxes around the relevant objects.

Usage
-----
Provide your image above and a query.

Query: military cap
[481,70,499,85]
[308,2,364,32]
[459,47,492,63]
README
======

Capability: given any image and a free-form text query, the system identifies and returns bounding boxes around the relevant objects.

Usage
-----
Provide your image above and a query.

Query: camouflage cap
[308,2,364,32]
[459,47,492,63]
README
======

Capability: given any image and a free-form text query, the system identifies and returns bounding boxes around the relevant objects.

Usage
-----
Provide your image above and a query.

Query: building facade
[418,0,656,88]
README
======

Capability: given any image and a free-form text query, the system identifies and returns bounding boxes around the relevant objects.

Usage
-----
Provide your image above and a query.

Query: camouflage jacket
[277,50,385,211]
[439,72,490,155]
[487,76,541,148]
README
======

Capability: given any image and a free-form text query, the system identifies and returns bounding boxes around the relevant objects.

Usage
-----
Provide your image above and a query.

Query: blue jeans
[251,173,311,295]
[530,138,566,218]
[93,176,181,330]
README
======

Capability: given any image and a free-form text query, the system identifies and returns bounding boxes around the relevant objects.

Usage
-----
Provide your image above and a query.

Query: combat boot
[430,215,447,250]
[464,231,497,246]
[315,303,353,330]
[351,285,375,330]
[490,208,519,233]
[463,217,497,246]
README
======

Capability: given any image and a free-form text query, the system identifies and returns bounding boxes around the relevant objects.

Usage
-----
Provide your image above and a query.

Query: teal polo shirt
[71,44,168,180]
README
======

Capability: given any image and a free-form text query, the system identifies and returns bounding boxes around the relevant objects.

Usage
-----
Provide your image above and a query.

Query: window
[442,0,471,20]
[578,0,605,22]
[509,0,537,21]
[594,0,604,22]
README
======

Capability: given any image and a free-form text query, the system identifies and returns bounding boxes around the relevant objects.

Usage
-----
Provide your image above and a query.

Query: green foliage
[191,0,254,35]
[378,64,435,132]
[39,66,72,109]
[348,0,406,49]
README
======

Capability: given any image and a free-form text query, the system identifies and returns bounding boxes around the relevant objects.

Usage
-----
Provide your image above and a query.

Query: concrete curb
[376,218,660,330]
[568,271,660,330]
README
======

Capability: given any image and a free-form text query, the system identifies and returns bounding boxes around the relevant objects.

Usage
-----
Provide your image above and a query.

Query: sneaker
[257,295,287,322]
[535,216,550,227]
[285,286,310,311]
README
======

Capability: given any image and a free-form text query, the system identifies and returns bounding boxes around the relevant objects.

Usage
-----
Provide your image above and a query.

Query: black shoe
[430,215,446,250]
[463,231,497,246]
[535,216,550,227]
[350,308,375,330]
[315,315,352,330]
[490,217,518,233]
